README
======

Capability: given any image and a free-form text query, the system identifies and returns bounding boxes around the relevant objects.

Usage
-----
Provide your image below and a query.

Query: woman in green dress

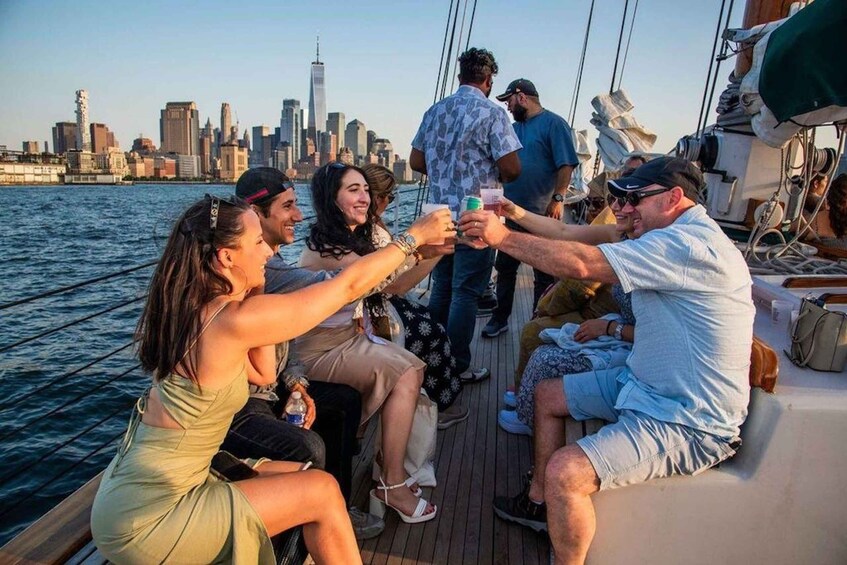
[90,193,454,564]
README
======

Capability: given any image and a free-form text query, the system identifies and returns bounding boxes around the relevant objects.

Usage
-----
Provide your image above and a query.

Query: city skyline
[1,1,836,160]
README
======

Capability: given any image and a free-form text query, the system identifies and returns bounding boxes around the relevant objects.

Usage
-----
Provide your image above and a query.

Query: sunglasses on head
[328,162,347,170]
[205,193,239,233]
[606,187,672,208]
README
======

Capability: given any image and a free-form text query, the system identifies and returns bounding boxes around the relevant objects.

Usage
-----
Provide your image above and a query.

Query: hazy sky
[0,0,776,157]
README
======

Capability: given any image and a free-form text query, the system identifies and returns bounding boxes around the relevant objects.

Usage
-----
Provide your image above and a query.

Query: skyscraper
[307,37,326,146]
[280,99,301,162]
[90,123,117,153]
[75,89,91,152]
[52,122,78,154]
[345,119,367,159]
[326,112,345,150]
[159,102,200,155]
[252,125,270,156]
[221,103,232,145]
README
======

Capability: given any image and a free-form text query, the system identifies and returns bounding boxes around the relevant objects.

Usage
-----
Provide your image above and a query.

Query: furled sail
[731,0,847,147]
[590,89,657,170]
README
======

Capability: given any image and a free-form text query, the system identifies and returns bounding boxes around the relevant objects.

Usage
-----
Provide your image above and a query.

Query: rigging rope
[700,0,736,138]
[451,0,471,93]
[0,296,145,354]
[695,0,728,137]
[434,0,456,104]
[609,0,630,95]
[0,428,126,521]
[439,1,462,101]
[568,0,595,126]
[615,0,640,91]
[465,0,479,51]
[0,261,155,311]
[0,342,135,412]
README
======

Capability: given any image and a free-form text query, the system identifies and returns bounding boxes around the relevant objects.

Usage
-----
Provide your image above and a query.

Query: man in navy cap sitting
[459,157,754,565]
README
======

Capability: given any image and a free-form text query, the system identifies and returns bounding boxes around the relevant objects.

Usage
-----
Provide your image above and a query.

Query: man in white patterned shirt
[410,47,522,383]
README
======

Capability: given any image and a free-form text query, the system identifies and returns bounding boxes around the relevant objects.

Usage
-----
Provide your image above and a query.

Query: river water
[0,182,421,544]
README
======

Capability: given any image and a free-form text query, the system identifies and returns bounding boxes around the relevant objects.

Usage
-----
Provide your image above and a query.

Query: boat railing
[0,181,427,544]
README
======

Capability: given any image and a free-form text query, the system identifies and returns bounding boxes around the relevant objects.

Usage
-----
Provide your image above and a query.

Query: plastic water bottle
[284,391,307,427]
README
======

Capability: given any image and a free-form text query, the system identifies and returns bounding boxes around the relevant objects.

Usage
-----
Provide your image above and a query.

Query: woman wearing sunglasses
[91,193,453,563]
[360,164,467,427]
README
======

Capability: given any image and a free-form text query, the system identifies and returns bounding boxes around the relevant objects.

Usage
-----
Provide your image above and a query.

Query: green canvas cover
[759,0,847,123]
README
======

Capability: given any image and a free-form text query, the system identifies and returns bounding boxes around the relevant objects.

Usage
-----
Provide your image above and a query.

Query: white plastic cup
[771,300,792,327]
[420,203,451,244]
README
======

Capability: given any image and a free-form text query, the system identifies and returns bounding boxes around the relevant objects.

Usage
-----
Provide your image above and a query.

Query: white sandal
[369,477,437,524]
[371,458,422,497]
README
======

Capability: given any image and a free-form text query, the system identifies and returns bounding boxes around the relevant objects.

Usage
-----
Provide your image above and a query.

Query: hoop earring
[229,265,250,297]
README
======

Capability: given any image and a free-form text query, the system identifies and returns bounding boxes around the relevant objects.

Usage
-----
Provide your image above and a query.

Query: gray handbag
[788,295,847,372]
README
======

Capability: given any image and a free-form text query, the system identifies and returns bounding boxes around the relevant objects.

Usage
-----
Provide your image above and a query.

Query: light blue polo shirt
[598,205,755,439]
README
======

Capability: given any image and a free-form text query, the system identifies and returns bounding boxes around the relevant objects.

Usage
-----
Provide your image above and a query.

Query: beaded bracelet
[390,232,417,257]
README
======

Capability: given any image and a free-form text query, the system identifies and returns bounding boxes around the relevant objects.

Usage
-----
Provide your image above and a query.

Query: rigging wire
[0,261,155,311]
[434,0,456,103]
[609,0,631,95]
[615,0,640,91]
[695,0,728,137]
[700,0,736,138]
[0,342,135,412]
[0,363,141,447]
[451,0,471,93]
[0,403,132,519]
[465,0,479,51]
[439,1,462,101]
[0,296,145,354]
[568,0,596,126]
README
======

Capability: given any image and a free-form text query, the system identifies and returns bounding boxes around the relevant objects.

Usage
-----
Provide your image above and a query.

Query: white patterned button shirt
[412,85,522,213]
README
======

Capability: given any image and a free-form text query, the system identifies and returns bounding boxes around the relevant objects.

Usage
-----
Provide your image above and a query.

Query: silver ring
[475,221,480,228]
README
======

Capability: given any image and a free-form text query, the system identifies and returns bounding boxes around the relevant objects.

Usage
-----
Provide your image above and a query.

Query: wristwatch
[551,193,565,203]
[613,322,624,341]
[396,231,418,251]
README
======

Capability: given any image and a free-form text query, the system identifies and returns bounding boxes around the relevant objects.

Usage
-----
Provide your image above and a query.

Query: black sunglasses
[205,193,239,233]
[606,187,672,208]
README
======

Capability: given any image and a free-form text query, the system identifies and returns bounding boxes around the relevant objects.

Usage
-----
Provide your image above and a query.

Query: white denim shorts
[564,367,739,491]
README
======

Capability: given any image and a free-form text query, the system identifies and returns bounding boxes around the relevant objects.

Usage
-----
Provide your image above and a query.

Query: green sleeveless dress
[91,368,275,564]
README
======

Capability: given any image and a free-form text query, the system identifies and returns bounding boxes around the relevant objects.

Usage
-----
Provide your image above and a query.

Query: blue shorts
[564,367,739,491]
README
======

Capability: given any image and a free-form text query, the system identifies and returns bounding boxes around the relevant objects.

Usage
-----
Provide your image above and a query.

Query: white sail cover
[590,89,657,170]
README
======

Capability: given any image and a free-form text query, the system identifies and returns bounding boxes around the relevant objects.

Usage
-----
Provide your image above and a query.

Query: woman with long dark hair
[297,163,442,525]
[90,193,452,562]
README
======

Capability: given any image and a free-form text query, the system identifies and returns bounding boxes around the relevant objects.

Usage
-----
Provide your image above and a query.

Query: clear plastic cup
[420,203,451,245]
[479,188,504,216]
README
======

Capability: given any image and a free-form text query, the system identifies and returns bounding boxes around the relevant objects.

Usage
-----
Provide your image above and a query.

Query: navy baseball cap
[235,167,295,205]
[608,157,703,200]
[495,79,539,101]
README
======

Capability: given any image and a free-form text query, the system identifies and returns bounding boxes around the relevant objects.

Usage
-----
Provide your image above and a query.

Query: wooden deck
[3,265,581,565]
[353,265,560,565]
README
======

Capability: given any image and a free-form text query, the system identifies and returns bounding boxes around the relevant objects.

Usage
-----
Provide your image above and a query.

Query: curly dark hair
[136,195,250,384]
[307,162,379,259]
[458,47,498,84]
[827,174,847,239]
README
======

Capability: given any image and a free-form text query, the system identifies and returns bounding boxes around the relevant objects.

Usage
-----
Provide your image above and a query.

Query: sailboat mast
[735,0,794,77]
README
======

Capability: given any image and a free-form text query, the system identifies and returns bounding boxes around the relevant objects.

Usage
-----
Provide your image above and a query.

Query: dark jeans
[221,380,361,502]
[491,221,554,322]
[428,244,495,374]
